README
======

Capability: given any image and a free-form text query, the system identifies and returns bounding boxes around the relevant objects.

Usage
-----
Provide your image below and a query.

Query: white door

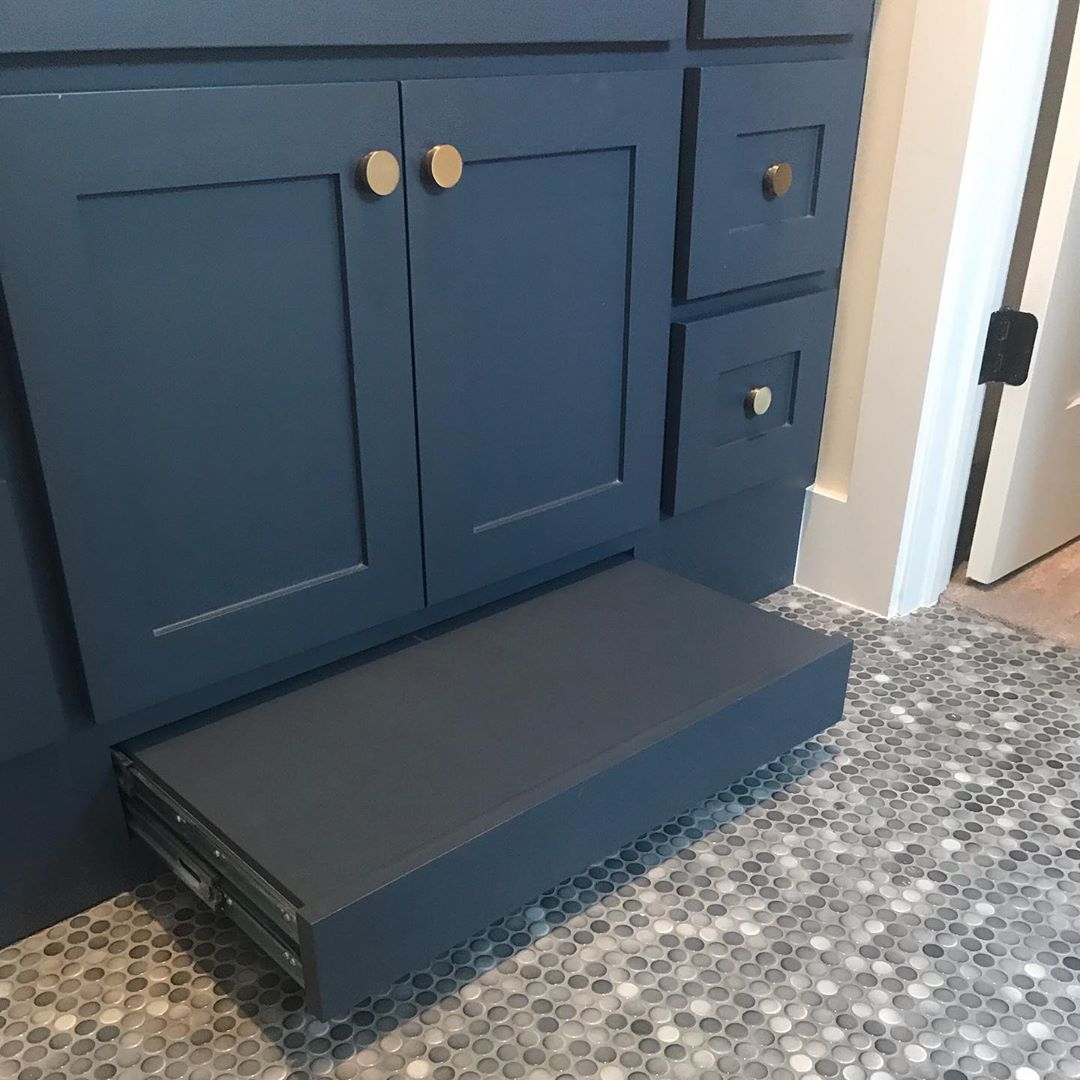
[968,17,1080,584]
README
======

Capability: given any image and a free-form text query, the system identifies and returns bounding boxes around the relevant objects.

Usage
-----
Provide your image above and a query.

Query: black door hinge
[979,307,1038,386]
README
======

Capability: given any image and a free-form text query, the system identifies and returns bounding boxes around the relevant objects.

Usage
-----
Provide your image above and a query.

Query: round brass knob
[763,162,794,200]
[425,144,464,190]
[357,150,400,197]
[746,386,774,417]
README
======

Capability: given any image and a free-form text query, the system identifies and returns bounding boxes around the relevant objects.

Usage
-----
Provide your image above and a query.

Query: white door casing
[795,0,1057,614]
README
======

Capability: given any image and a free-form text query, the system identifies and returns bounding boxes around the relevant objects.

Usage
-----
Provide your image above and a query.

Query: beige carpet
[948,538,1080,649]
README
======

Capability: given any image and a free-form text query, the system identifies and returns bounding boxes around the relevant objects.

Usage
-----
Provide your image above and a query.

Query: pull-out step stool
[116,559,850,1018]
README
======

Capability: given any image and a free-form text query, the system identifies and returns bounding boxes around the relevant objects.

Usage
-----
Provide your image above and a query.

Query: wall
[812,0,916,501]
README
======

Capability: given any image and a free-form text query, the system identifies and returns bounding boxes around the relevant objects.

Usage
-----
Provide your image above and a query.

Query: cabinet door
[403,72,681,604]
[0,84,422,720]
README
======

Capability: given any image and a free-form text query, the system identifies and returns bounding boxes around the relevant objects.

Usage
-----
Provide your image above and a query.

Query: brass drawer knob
[356,149,401,197]
[763,162,794,200]
[746,386,774,417]
[425,143,464,189]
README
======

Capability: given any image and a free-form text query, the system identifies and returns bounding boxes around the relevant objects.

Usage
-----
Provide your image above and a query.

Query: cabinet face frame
[0,82,424,720]
[402,70,682,603]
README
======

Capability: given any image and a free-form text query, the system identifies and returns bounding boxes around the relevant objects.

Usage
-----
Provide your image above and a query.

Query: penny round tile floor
[4,589,1080,1080]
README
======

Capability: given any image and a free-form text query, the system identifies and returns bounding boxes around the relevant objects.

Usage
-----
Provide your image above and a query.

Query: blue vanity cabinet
[0,82,424,721]
[403,71,682,604]
[0,5,877,967]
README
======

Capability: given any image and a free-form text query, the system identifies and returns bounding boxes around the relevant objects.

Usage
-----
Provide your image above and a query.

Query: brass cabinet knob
[357,150,401,197]
[746,386,774,417]
[762,162,794,200]
[425,144,464,189]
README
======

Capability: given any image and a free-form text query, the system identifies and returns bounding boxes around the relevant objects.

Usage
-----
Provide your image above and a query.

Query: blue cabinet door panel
[679,60,866,299]
[0,83,423,720]
[403,71,681,603]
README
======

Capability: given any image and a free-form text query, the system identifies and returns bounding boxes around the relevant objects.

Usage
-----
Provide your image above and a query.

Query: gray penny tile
[3,588,1080,1080]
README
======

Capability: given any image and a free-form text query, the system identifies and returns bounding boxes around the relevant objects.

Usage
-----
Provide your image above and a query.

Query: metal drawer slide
[114,751,304,984]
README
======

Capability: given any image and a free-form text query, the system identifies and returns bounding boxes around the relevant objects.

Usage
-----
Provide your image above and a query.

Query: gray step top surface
[130,559,845,914]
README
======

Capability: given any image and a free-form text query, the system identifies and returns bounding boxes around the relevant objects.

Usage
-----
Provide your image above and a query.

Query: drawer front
[679,59,865,299]
[690,0,874,43]
[663,290,838,515]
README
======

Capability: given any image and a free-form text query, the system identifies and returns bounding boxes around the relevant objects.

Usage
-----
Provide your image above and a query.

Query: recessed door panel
[0,83,422,719]
[449,147,630,534]
[403,71,681,603]
[79,177,369,632]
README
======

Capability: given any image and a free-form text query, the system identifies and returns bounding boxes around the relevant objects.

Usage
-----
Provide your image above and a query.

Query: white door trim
[795,0,1057,616]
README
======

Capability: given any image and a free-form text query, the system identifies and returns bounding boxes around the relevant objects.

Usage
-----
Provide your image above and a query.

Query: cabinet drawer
[678,60,865,299]
[663,290,838,515]
[690,0,874,43]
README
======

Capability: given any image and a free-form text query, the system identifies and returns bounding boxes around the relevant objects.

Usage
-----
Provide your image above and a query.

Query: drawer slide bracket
[114,751,305,985]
